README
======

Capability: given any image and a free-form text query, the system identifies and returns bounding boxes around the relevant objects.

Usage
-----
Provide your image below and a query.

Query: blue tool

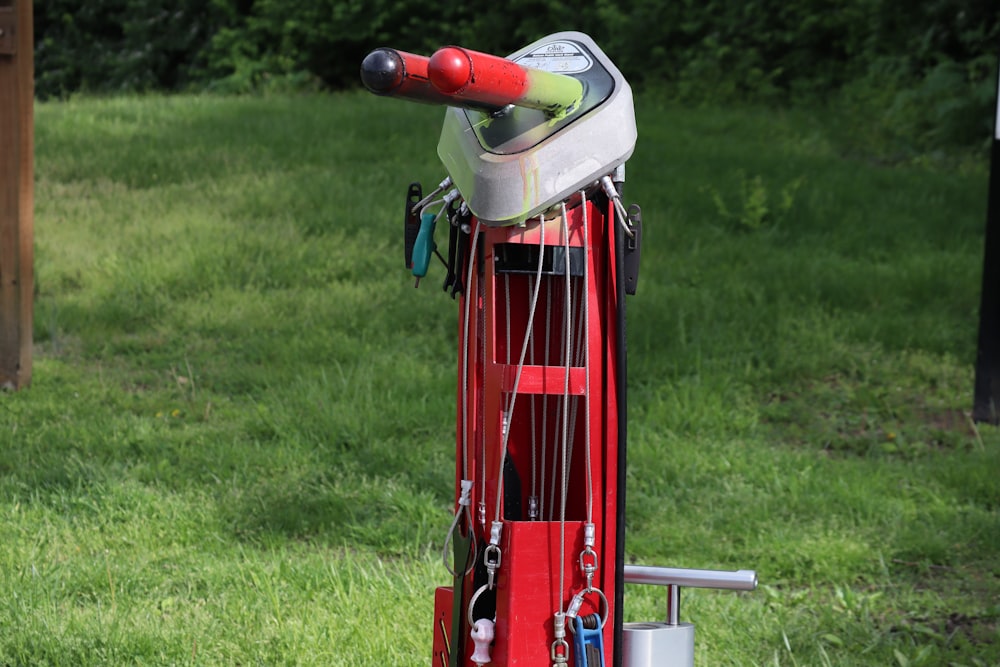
[572,614,605,667]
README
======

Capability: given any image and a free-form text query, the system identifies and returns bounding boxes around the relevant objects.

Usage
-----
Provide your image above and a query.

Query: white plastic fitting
[470,618,495,665]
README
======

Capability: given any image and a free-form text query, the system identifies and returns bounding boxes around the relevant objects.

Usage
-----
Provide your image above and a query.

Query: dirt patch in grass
[890,612,998,649]
[761,369,981,458]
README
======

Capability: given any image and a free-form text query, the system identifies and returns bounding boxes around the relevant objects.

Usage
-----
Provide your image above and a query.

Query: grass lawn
[0,91,996,665]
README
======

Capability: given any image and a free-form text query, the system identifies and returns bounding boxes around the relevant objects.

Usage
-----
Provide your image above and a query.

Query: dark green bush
[34,0,229,97]
[31,0,1000,153]
[198,0,598,92]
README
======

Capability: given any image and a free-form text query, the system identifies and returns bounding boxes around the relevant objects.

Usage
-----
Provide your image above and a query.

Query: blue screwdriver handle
[412,212,438,280]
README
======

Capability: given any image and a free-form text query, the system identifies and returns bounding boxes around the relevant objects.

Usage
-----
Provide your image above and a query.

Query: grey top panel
[437,31,637,226]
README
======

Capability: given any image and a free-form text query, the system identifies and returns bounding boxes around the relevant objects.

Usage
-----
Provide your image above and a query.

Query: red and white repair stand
[361,31,755,667]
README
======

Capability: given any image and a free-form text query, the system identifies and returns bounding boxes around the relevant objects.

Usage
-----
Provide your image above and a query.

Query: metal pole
[623,564,758,591]
[974,53,1000,423]
[665,584,680,626]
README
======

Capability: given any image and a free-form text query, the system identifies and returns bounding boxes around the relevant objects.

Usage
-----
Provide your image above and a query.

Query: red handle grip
[362,45,583,117]
[361,48,494,109]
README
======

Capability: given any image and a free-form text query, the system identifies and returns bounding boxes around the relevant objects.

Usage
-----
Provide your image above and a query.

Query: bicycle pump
[361,32,756,667]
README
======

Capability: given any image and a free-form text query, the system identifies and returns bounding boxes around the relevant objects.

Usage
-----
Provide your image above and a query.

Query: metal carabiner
[566,588,610,632]
[579,546,599,588]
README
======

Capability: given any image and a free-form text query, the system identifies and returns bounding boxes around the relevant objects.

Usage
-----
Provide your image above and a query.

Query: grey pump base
[623,623,695,667]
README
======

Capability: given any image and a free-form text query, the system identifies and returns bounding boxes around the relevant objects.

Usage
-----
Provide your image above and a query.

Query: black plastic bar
[973,54,1000,424]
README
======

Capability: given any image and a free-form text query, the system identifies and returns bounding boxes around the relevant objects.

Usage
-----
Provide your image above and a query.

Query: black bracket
[404,182,422,270]
[623,204,642,296]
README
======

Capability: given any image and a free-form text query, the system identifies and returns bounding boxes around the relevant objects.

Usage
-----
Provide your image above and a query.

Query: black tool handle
[623,204,642,296]
[404,182,422,269]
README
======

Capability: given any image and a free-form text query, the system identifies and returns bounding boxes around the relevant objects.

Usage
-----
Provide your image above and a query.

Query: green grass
[0,91,996,665]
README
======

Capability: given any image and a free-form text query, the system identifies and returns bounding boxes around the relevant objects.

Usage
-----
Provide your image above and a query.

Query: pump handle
[361,45,583,117]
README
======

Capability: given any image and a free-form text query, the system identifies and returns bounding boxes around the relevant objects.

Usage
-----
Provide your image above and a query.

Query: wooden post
[0,0,32,390]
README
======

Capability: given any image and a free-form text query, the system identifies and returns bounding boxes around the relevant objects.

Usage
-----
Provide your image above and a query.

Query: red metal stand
[434,197,622,666]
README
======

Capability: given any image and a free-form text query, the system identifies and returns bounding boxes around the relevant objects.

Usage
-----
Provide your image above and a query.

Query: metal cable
[446,220,481,576]
[540,276,553,520]
[492,215,546,525]
[563,262,588,507]
[460,222,481,481]
[528,276,538,512]
[478,230,488,528]
[558,202,572,611]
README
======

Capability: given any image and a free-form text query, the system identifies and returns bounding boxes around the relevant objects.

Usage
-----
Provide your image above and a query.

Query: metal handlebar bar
[624,565,757,591]
[623,565,757,626]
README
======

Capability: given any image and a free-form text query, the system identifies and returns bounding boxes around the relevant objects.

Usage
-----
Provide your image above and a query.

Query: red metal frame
[435,197,621,666]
